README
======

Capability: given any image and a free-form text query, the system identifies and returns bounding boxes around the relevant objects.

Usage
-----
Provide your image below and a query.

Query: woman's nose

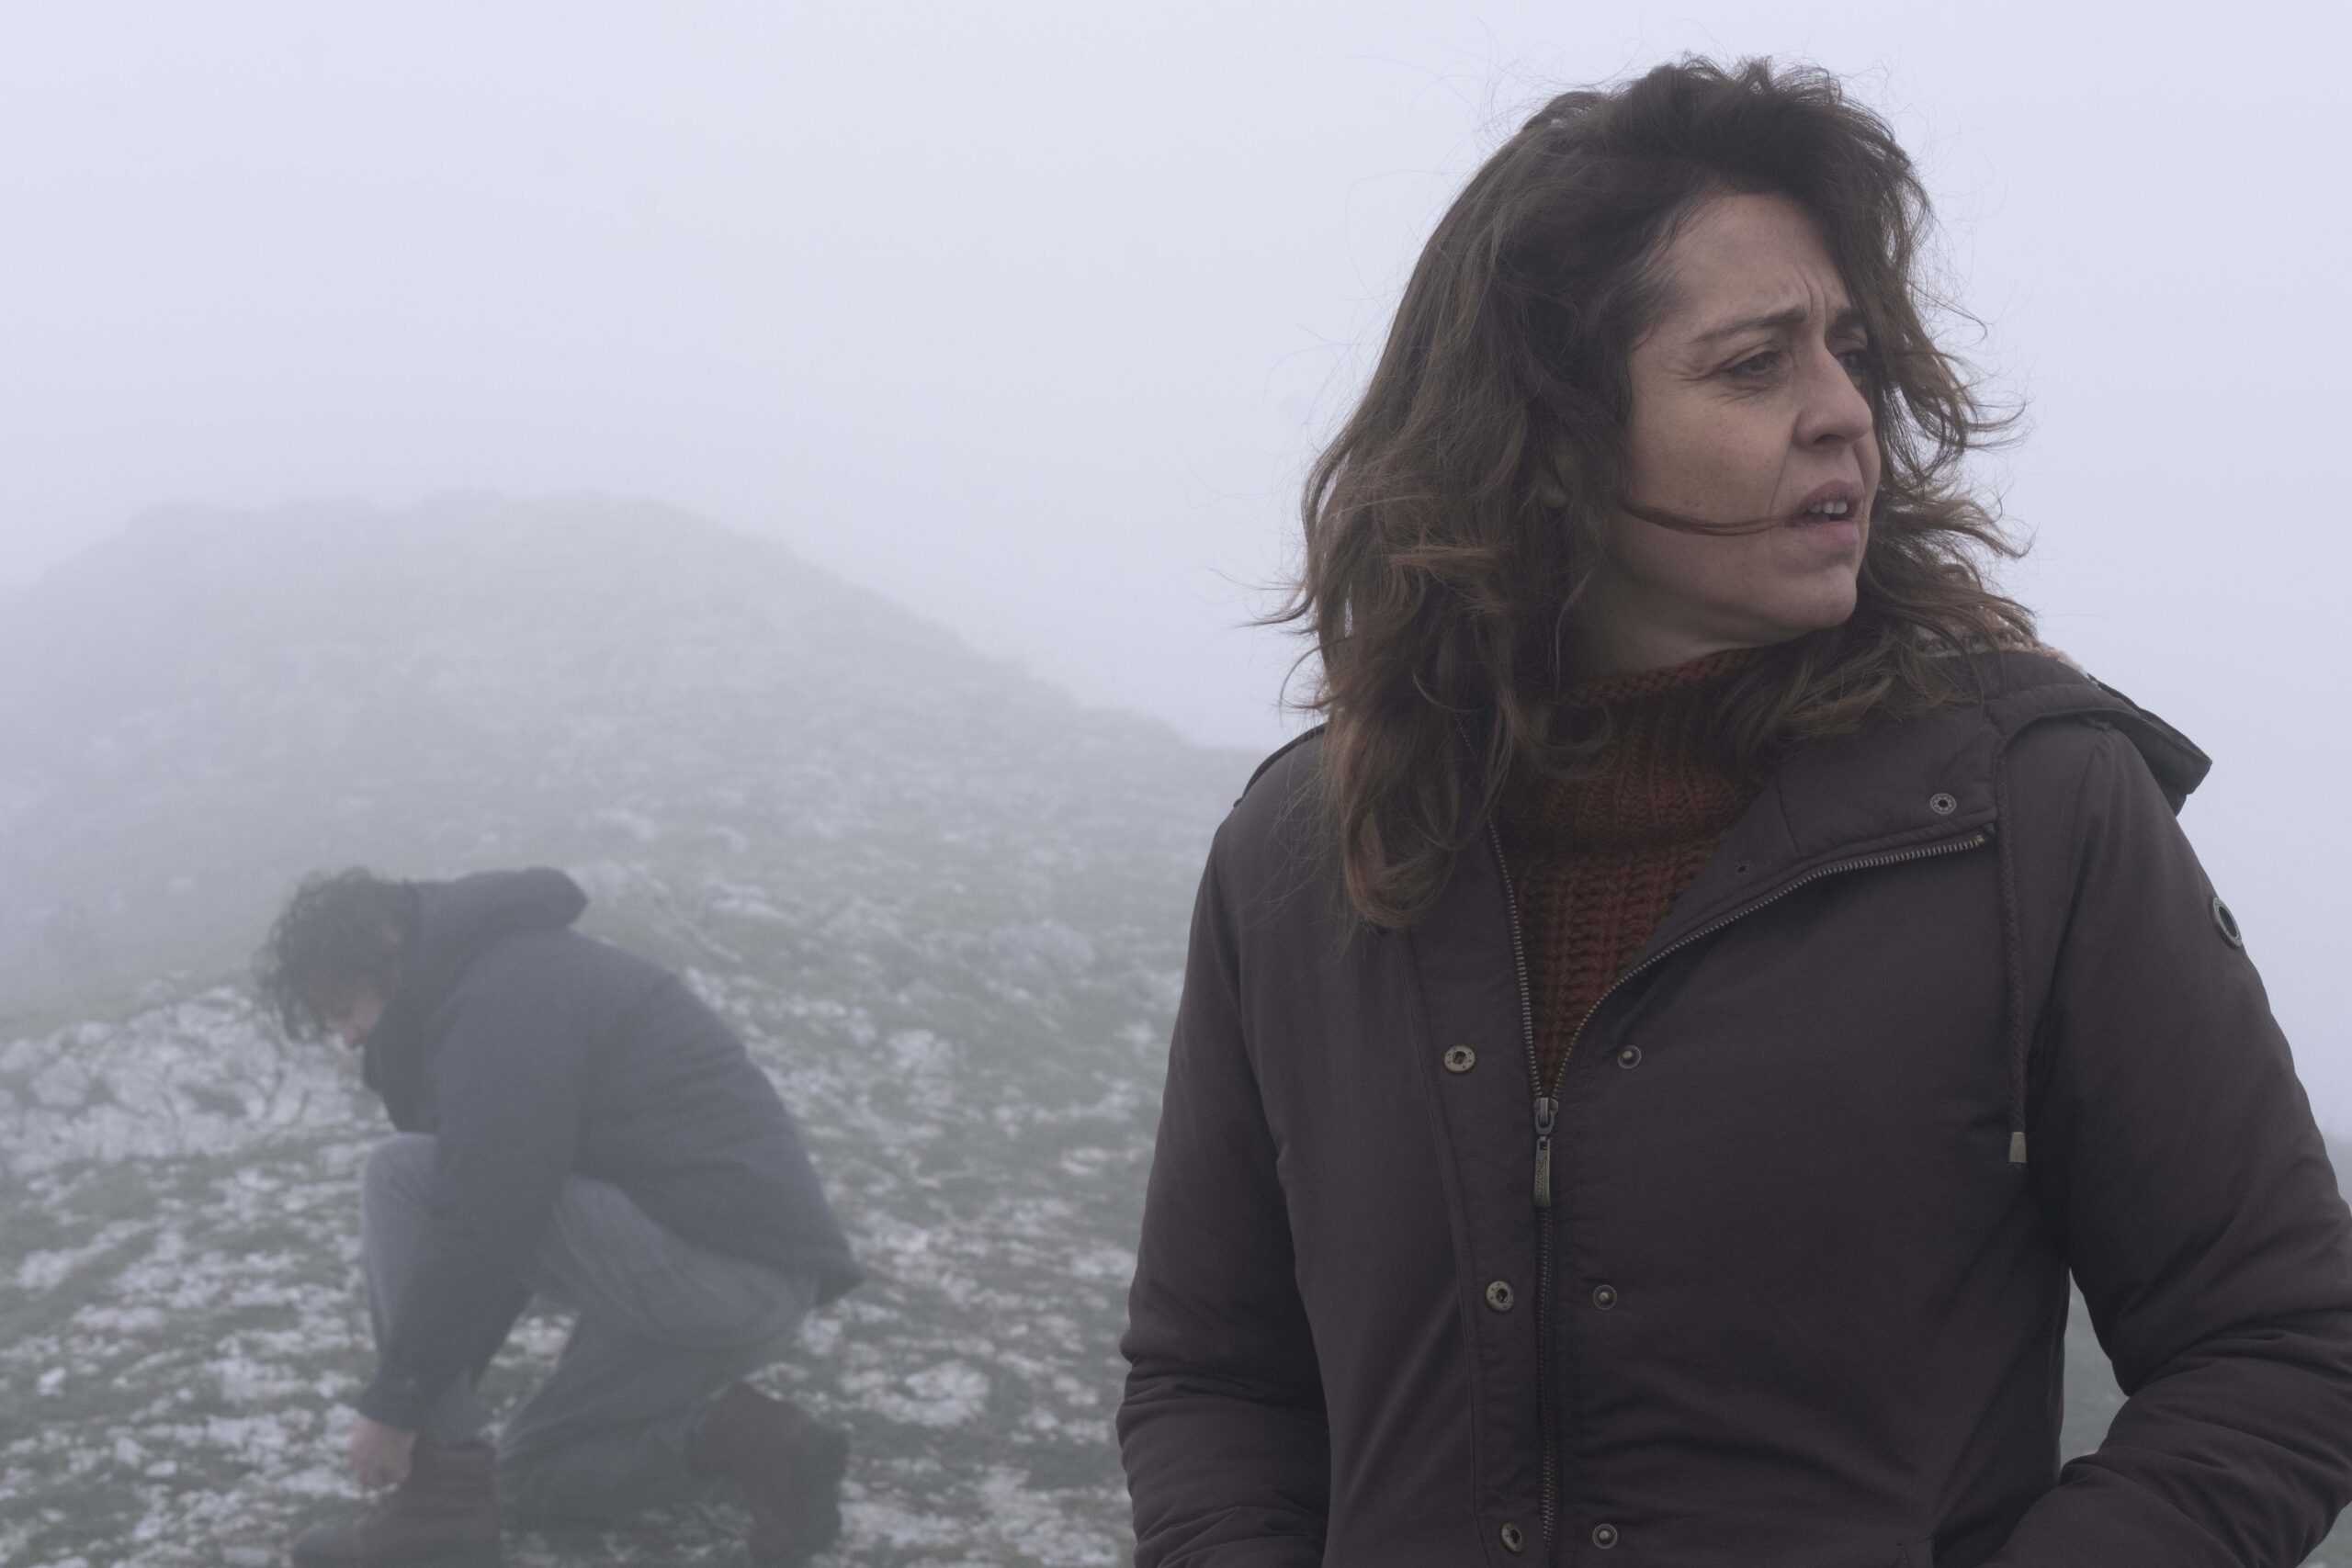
[1799,347,1873,449]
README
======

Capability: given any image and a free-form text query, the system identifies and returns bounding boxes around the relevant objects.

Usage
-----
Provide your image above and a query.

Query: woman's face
[1570,190,1882,675]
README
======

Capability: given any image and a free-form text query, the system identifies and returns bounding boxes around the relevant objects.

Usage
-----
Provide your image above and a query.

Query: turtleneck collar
[1506,644,1770,855]
[1552,643,1771,716]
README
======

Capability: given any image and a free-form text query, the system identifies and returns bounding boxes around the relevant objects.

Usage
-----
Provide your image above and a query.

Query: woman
[1118,58,2352,1567]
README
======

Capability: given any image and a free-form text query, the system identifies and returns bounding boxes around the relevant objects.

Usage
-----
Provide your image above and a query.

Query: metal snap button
[1499,1522,1525,1552]
[1928,792,1958,816]
[1443,1045,1476,1073]
[2212,896,2245,949]
[1592,1283,1617,1310]
[1592,1522,1620,1549]
[1616,1045,1642,1069]
[1485,1280,1515,1312]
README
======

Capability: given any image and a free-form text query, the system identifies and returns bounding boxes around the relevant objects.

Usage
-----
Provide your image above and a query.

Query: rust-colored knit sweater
[1500,647,1766,1088]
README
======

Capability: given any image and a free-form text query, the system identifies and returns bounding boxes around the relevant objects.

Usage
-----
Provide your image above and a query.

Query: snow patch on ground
[0,963,1160,1567]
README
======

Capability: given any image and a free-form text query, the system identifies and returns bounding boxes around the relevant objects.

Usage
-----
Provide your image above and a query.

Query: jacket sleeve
[1989,725,2352,1565]
[355,937,588,1429]
[1118,840,1330,1566]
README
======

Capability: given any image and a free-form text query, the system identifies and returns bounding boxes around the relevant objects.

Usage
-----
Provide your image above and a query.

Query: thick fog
[5,6,2351,1562]
[2,4,2346,1092]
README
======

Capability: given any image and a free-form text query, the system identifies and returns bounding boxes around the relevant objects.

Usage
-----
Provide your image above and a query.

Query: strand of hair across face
[1616,496,1853,536]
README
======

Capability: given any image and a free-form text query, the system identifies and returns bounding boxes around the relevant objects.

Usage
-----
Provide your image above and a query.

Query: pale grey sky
[4,1,2347,1115]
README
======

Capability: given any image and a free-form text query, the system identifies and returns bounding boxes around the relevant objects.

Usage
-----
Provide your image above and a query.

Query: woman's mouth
[1785,493,1864,547]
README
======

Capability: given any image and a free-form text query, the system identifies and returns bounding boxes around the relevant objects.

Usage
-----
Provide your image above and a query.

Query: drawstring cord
[1994,753,2030,1166]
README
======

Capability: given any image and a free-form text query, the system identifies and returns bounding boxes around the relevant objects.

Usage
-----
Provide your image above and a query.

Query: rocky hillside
[0,497,1248,1566]
[0,497,2344,1565]
[0,494,1237,1018]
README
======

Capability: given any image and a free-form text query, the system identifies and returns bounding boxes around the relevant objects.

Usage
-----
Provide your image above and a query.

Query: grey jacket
[356,869,858,1428]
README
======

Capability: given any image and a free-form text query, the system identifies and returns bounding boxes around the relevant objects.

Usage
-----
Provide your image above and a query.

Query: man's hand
[348,1415,417,1489]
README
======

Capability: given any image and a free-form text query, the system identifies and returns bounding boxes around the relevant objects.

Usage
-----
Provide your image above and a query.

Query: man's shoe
[688,1382,850,1565]
[290,1440,501,1567]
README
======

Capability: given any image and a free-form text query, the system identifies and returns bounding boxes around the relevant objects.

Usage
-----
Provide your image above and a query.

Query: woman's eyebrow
[1690,303,1866,344]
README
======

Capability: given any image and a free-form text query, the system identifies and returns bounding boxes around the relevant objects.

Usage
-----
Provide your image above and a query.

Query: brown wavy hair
[1281,56,2034,928]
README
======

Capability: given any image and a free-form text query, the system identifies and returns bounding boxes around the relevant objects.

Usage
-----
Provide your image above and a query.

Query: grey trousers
[361,1134,818,1523]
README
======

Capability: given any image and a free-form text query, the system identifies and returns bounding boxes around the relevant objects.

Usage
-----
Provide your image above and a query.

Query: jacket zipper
[1485,820,1990,1550]
[1484,822,1558,1546]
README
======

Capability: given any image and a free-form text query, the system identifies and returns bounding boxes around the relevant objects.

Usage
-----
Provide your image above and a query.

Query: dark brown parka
[1119,653,2352,1566]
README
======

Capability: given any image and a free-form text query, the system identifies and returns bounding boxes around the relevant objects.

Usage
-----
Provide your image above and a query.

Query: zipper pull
[1532,1097,1557,1210]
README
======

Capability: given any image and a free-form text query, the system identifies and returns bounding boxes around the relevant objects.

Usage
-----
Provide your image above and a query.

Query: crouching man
[257,867,862,1567]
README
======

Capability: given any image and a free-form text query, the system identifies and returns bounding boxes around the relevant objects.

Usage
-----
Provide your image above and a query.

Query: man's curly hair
[254,869,417,1040]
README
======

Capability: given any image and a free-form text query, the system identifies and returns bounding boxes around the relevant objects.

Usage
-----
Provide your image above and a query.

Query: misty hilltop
[0,493,1245,1018]
[0,495,1252,1566]
[5,497,2346,1565]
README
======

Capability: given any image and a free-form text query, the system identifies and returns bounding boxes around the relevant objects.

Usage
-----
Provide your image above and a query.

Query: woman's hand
[348,1415,417,1489]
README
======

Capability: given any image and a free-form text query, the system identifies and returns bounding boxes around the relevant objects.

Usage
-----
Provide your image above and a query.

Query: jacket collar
[1406,649,2208,1166]
[1510,649,2208,978]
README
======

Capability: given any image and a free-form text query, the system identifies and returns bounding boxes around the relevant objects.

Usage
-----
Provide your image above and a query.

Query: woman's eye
[1838,346,1874,378]
[1728,349,1780,378]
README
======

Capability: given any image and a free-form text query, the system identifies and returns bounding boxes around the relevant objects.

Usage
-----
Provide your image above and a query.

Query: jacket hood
[1991,656,2208,801]
[1737,652,2206,895]
[362,867,588,1123]
[405,867,590,1005]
